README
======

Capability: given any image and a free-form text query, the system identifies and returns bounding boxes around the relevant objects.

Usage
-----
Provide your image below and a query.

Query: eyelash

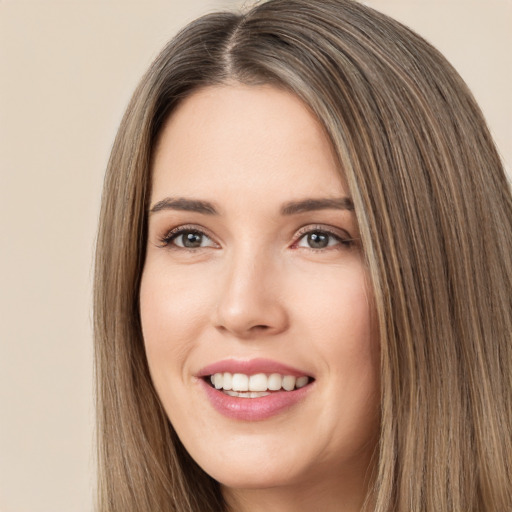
[158,224,355,251]
[292,225,355,251]
[159,224,216,250]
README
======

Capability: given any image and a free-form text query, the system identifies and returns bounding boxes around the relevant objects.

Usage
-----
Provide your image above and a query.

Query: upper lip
[197,358,313,378]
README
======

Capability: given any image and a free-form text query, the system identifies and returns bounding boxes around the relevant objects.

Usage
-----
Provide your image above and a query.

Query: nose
[213,247,289,338]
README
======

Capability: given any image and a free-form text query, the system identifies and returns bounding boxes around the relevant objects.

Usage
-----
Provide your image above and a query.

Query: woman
[94,0,512,511]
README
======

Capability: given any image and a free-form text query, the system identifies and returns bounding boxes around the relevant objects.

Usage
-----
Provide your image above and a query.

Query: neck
[222,463,375,512]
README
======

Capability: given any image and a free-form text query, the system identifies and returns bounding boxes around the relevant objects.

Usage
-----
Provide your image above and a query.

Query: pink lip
[199,379,313,421]
[196,358,314,421]
[197,358,312,378]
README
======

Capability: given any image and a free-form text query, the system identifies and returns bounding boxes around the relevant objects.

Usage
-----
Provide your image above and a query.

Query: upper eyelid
[159,224,218,246]
[163,224,213,237]
[293,224,353,240]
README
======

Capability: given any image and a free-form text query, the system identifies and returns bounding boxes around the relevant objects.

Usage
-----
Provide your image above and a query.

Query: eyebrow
[149,196,354,216]
[280,197,354,215]
[149,197,218,215]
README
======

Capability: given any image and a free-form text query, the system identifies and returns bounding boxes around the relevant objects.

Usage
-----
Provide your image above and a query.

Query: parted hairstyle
[94,0,512,510]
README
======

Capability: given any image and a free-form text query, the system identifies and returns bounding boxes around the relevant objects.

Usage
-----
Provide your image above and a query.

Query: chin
[189,433,338,494]
[208,462,305,491]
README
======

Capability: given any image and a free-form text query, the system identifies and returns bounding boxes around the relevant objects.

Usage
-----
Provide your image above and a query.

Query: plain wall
[0,1,510,511]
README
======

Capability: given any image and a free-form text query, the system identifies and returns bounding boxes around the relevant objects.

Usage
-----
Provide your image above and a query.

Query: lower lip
[199,378,313,421]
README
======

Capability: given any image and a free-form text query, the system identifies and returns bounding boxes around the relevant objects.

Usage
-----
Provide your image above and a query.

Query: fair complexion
[140,84,380,512]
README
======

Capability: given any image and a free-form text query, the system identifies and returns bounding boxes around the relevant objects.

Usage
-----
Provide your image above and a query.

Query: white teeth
[296,376,309,389]
[282,375,296,391]
[222,372,232,391]
[208,372,310,393]
[231,373,249,391]
[249,373,268,392]
[268,373,282,390]
[213,373,223,390]
[224,390,271,398]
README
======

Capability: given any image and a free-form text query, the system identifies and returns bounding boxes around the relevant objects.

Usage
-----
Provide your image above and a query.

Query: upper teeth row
[210,372,309,392]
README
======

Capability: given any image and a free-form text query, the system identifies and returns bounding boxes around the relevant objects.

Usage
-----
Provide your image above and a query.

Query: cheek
[139,264,209,381]
[328,279,378,386]
[293,264,375,346]
[300,269,379,410]
[140,259,212,334]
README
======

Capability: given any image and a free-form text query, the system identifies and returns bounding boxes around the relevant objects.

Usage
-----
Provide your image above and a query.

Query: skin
[140,84,380,512]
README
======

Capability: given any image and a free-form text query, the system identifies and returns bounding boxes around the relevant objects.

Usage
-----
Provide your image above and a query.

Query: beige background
[0,1,510,511]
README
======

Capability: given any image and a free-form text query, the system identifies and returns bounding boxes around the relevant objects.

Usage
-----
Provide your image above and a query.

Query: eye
[161,227,217,249]
[294,227,354,250]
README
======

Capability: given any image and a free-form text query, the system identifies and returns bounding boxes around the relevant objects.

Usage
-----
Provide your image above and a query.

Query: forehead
[150,84,346,206]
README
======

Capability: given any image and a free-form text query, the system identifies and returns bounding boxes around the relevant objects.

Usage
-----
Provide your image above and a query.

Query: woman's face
[140,84,380,501]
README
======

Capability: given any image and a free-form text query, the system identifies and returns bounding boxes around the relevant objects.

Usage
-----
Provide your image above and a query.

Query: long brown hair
[94,1,512,510]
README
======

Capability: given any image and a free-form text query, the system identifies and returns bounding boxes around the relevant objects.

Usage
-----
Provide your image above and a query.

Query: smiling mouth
[206,372,313,398]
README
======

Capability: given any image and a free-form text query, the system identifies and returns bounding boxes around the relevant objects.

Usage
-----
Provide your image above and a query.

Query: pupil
[308,232,328,248]
[183,232,202,248]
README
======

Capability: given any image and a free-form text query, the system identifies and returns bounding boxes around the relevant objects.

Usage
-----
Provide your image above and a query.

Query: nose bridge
[214,241,287,336]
